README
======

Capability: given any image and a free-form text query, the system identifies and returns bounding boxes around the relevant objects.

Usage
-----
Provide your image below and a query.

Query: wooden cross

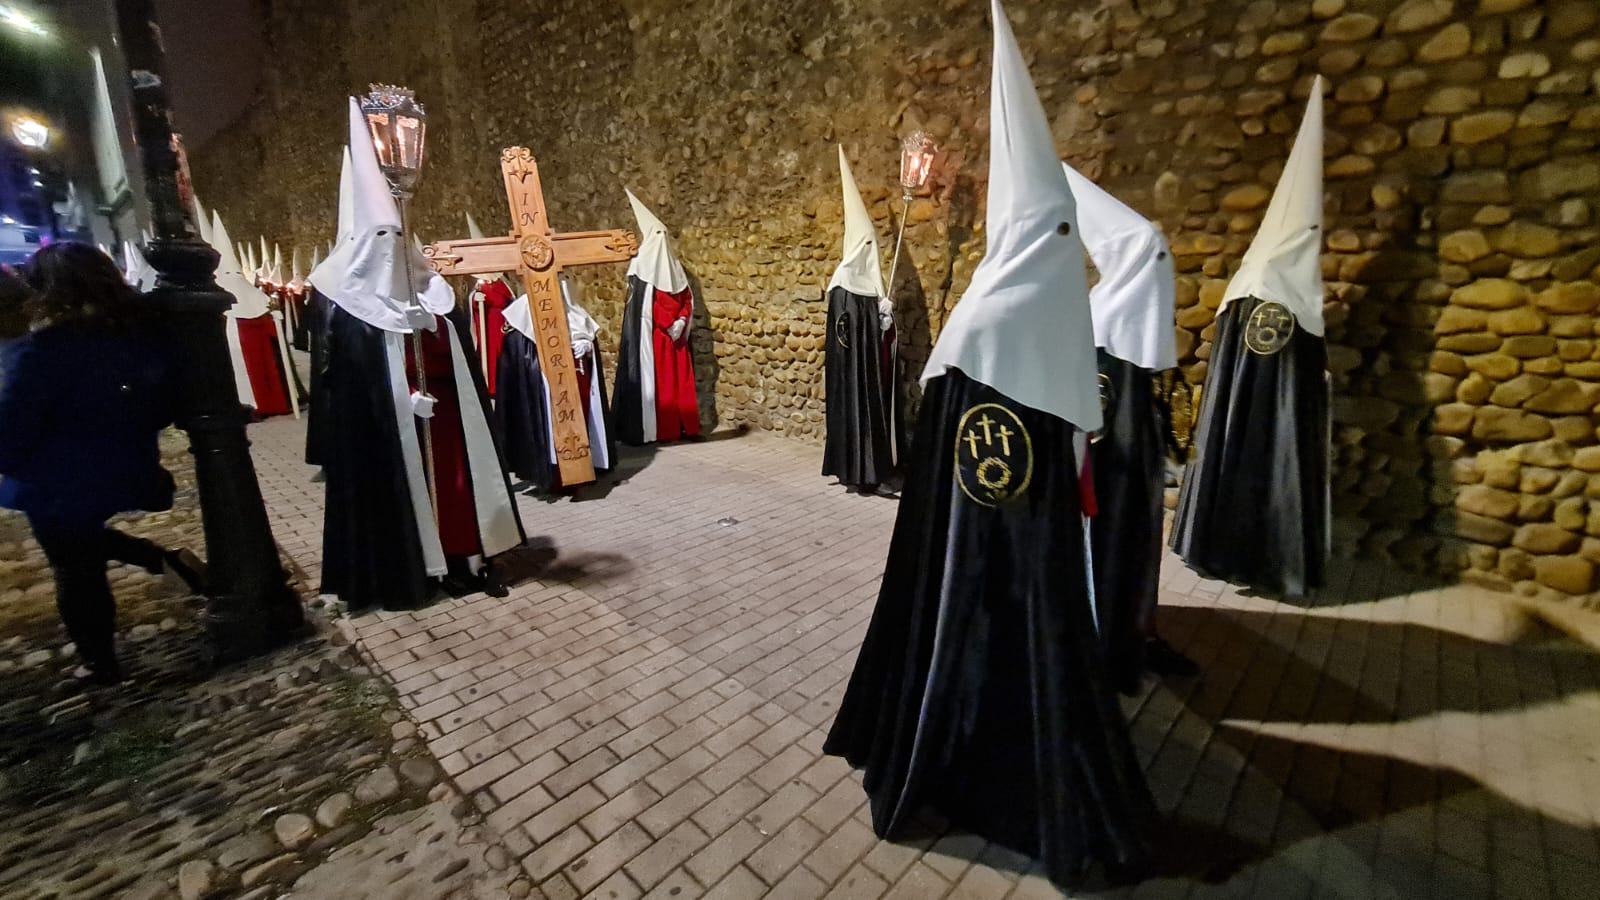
[426,148,638,487]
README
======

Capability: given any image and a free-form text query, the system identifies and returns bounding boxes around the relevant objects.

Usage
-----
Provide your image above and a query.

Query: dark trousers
[27,516,164,669]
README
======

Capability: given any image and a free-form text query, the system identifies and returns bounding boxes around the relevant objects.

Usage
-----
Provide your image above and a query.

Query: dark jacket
[0,319,179,526]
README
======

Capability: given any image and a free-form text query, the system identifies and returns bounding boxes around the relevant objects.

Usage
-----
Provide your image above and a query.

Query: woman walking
[0,243,198,684]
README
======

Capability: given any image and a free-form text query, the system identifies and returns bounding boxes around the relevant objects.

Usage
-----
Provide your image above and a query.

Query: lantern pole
[359,86,436,518]
[111,0,305,663]
[885,132,938,303]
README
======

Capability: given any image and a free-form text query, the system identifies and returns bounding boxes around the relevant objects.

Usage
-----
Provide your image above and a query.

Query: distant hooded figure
[613,191,700,444]
[464,212,516,396]
[210,213,293,419]
[821,146,901,493]
[1172,80,1329,597]
[496,275,617,494]
[1062,163,1196,693]
[823,0,1155,887]
[310,99,523,610]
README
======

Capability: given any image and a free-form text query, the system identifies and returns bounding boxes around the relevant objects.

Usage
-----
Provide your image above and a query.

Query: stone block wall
[193,0,1600,601]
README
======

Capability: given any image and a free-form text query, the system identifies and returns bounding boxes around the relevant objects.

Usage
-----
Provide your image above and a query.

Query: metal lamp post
[112,0,304,663]
[358,85,437,513]
[885,131,938,300]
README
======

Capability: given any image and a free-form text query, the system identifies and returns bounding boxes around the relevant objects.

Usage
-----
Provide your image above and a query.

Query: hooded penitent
[210,213,292,417]
[314,97,522,611]
[613,190,700,444]
[303,148,350,467]
[497,275,617,494]
[822,0,1155,887]
[1063,162,1180,692]
[193,194,212,244]
[1172,77,1328,597]
[821,146,901,491]
[288,245,312,351]
[465,211,515,395]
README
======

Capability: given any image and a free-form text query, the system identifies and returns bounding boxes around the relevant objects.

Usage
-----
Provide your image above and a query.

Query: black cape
[821,286,899,488]
[495,328,615,493]
[824,368,1155,887]
[319,305,523,611]
[612,275,651,446]
[1171,297,1328,596]
[1090,350,1165,688]
[303,291,334,467]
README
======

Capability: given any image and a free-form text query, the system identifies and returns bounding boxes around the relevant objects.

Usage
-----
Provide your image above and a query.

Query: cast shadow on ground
[686,269,721,435]
[493,535,634,590]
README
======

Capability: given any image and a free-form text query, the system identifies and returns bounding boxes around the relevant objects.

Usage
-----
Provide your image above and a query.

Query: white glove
[668,318,688,342]
[410,391,437,419]
[571,337,594,359]
[406,306,437,332]
[877,298,894,332]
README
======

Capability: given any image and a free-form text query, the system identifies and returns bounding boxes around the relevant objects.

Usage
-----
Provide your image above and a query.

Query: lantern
[899,131,939,196]
[359,84,427,198]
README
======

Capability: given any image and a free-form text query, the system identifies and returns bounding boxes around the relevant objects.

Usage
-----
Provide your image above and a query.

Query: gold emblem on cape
[1244,301,1295,356]
[955,403,1033,507]
[519,235,555,271]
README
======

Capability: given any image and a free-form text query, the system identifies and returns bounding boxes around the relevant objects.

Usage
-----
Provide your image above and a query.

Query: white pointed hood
[828,146,886,299]
[122,239,157,292]
[1061,164,1176,371]
[289,246,304,288]
[625,189,688,293]
[193,195,211,244]
[466,211,486,240]
[920,0,1100,432]
[271,244,284,285]
[210,214,272,318]
[258,237,272,282]
[308,98,455,332]
[1221,78,1326,334]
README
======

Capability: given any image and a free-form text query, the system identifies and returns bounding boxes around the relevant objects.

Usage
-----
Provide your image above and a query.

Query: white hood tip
[919,0,1102,434]
[209,214,272,318]
[1221,75,1326,335]
[1061,163,1178,372]
[625,188,689,294]
[828,146,887,300]
[308,97,454,332]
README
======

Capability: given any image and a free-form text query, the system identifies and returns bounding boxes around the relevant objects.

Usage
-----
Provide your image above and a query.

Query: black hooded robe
[319,304,524,611]
[821,286,899,489]
[304,291,334,467]
[495,328,616,494]
[824,368,1156,887]
[1089,350,1166,688]
[1171,297,1328,596]
[612,276,650,446]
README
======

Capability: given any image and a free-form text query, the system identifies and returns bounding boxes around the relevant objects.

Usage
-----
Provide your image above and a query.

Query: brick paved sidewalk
[250,417,1600,900]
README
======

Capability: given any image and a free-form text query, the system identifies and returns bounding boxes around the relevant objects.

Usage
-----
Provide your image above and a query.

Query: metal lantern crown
[360,84,427,198]
[900,131,939,194]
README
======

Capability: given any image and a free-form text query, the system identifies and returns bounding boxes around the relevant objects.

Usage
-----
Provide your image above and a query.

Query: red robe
[406,318,483,559]
[651,288,701,441]
[471,280,514,396]
[235,314,292,418]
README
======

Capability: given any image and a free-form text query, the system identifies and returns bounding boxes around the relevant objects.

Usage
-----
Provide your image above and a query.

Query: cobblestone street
[0,433,529,900]
[246,415,1600,900]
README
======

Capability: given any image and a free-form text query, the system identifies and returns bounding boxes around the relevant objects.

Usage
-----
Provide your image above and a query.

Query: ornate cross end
[604,230,641,259]
[502,147,538,181]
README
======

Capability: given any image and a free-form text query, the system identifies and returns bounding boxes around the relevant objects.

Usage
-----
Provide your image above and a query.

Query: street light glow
[11,116,48,148]
[0,5,47,36]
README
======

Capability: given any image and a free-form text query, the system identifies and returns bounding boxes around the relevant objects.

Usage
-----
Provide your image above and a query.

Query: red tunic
[235,314,292,418]
[405,318,483,559]
[651,288,700,441]
[471,280,514,396]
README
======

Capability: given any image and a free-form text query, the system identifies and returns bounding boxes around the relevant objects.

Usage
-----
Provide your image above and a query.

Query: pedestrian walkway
[250,416,1600,900]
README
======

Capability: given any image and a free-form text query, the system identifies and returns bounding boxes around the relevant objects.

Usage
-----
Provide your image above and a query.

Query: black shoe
[162,549,207,595]
[1144,637,1199,678]
[74,659,124,686]
[480,570,509,598]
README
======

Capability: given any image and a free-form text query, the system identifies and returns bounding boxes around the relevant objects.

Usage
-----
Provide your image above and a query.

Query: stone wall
[193,0,1600,601]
